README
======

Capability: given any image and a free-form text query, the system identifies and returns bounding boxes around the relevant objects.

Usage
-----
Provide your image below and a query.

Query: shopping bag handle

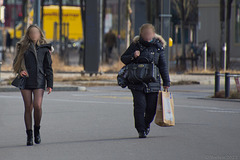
[163,88,168,92]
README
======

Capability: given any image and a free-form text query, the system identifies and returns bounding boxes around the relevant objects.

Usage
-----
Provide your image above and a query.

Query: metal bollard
[203,43,208,71]
[215,71,220,96]
[223,43,227,71]
[0,61,2,83]
[225,73,230,98]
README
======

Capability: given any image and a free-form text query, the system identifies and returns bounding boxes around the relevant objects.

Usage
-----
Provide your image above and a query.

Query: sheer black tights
[20,89,44,130]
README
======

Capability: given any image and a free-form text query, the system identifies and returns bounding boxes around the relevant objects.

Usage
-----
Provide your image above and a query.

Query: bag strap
[136,40,162,65]
[136,41,146,52]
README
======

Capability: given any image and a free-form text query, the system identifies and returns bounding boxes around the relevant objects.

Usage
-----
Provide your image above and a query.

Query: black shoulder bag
[117,41,161,88]
[126,57,159,84]
[117,66,129,88]
[11,75,27,89]
[126,40,159,84]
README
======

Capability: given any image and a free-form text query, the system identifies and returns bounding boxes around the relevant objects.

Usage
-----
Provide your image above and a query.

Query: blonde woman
[12,24,53,146]
[121,23,170,138]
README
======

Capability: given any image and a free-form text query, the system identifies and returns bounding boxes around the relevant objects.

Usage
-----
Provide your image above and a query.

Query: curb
[188,97,240,102]
[0,86,87,92]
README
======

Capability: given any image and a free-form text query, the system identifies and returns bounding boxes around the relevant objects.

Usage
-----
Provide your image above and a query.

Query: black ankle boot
[34,125,41,144]
[26,130,33,146]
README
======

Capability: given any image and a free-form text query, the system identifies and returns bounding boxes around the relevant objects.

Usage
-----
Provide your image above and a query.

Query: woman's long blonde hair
[13,24,47,74]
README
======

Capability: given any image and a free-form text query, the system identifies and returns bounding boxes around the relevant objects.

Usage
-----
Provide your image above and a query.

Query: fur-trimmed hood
[133,34,167,48]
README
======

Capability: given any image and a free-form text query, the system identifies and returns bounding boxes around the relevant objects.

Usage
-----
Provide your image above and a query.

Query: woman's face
[29,27,41,42]
[141,28,155,42]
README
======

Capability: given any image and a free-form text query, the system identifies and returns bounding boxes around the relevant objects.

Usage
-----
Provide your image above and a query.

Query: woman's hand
[20,71,28,77]
[47,87,52,94]
[134,50,140,58]
[163,86,169,91]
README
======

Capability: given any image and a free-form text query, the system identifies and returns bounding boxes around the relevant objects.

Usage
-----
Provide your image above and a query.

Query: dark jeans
[131,89,158,132]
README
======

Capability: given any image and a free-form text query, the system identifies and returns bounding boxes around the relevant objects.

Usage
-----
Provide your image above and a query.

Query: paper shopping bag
[155,91,175,127]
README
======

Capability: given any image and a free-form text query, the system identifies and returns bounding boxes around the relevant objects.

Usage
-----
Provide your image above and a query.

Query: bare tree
[41,0,45,30]
[102,0,107,62]
[26,0,31,28]
[126,0,132,48]
[22,0,27,36]
[59,0,63,58]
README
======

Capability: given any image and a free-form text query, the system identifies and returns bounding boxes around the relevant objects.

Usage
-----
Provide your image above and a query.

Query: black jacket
[121,37,170,92]
[24,43,53,89]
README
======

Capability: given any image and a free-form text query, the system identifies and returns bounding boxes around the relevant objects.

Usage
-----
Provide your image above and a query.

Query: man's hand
[20,71,28,77]
[134,50,140,58]
[47,87,52,94]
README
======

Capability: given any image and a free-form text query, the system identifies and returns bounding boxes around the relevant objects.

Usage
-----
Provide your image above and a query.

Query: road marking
[175,104,219,110]
[171,89,213,93]
[0,95,21,99]
[1,95,239,114]
[206,110,240,114]
[45,98,133,105]
[94,96,132,100]
[175,104,240,114]
[0,94,132,105]
[72,93,131,97]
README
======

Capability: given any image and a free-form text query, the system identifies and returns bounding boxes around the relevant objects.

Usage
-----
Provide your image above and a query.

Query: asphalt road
[0,85,240,160]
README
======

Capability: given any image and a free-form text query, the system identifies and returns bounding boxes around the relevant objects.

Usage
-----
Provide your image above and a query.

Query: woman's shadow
[0,135,166,149]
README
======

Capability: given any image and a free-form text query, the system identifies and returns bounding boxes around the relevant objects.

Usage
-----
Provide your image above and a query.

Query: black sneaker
[138,132,147,138]
[145,125,150,135]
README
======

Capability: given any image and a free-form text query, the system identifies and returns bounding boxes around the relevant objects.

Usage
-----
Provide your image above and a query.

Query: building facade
[198,0,240,60]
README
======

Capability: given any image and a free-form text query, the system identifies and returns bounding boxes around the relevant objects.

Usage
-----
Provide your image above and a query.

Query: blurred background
[0,0,239,74]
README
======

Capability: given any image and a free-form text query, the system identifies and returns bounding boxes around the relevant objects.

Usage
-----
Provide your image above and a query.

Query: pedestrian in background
[6,31,12,53]
[12,24,53,146]
[121,23,170,138]
[104,29,117,63]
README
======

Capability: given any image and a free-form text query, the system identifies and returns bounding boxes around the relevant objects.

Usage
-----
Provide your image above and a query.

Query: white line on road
[45,98,133,105]
[206,110,240,114]
[71,93,131,97]
[175,104,219,110]
[1,95,239,114]
[0,95,21,99]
